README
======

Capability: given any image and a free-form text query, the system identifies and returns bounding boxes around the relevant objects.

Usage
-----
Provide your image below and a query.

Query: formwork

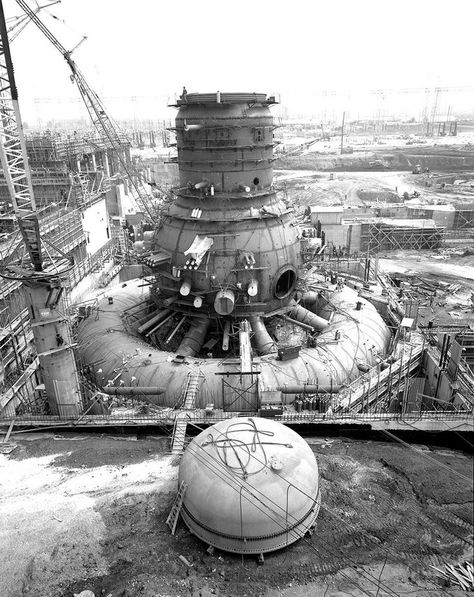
[360,220,445,253]
[25,134,130,167]
[453,207,474,229]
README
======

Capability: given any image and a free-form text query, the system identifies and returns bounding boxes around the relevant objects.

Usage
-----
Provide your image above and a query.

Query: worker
[181,86,188,102]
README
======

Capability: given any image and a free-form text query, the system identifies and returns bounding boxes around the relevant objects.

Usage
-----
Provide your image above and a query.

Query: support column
[23,281,82,417]
[103,151,111,177]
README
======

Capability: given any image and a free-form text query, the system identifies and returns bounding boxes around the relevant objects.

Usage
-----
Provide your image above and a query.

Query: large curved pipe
[177,318,210,357]
[288,302,329,331]
[250,316,277,355]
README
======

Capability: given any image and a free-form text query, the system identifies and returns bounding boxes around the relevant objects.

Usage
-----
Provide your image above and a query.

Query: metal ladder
[170,414,190,455]
[166,480,187,535]
[176,370,203,410]
[170,370,203,454]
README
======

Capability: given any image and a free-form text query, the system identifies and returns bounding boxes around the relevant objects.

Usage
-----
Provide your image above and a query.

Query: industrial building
[0,131,147,417]
[307,201,474,254]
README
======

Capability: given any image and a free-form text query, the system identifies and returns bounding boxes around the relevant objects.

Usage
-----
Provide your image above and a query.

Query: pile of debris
[433,247,474,258]
[430,561,474,591]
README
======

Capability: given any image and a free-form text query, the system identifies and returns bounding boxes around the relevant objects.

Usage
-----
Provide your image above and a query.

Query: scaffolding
[360,220,445,253]
[0,278,39,416]
[25,133,130,166]
[453,207,474,229]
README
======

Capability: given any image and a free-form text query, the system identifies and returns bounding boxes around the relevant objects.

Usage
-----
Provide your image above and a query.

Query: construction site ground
[0,432,472,597]
[275,165,474,329]
[275,168,474,212]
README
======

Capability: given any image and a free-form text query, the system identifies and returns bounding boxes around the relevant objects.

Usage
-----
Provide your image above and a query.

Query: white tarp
[184,235,213,267]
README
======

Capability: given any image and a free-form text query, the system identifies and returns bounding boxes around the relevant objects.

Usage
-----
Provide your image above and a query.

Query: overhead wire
[184,439,402,597]
[378,429,473,483]
[183,418,471,586]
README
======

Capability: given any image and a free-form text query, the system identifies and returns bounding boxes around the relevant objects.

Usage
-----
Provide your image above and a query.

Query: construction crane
[0,0,82,417]
[15,0,164,223]
[6,0,59,42]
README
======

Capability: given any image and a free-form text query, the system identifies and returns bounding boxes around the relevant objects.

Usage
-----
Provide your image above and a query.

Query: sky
[4,0,474,125]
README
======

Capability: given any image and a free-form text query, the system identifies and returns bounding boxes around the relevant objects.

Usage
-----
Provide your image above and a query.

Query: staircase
[170,370,203,455]
[170,414,190,455]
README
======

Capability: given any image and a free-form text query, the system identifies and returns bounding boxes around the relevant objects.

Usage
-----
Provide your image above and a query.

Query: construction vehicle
[412,164,422,174]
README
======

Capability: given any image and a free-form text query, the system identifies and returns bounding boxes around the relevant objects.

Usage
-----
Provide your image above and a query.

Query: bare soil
[0,432,472,597]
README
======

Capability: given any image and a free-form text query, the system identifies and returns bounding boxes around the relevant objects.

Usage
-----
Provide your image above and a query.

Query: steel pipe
[288,302,329,331]
[180,279,192,296]
[250,316,277,355]
[214,289,235,315]
[177,318,210,357]
[101,386,165,396]
[194,180,209,190]
[137,309,170,335]
[279,384,341,394]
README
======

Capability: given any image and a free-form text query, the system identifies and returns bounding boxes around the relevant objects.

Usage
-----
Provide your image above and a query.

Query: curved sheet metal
[179,417,320,554]
[77,279,390,408]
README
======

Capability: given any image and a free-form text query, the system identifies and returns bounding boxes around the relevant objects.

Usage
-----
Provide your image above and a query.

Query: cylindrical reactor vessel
[178,417,320,554]
[148,93,299,325]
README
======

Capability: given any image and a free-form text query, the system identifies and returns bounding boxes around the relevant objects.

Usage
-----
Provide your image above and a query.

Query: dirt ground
[274,166,474,328]
[0,431,472,597]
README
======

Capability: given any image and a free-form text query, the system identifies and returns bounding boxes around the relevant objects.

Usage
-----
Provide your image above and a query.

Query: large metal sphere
[178,417,320,554]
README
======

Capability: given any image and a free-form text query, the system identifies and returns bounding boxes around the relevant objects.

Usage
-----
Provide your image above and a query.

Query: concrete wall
[82,198,109,256]
[407,206,455,229]
[347,222,362,252]
[322,223,349,249]
[310,207,343,226]
[427,208,455,229]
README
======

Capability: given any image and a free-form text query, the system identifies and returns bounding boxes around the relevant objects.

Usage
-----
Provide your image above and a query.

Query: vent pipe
[250,316,277,355]
[177,318,210,357]
[288,302,329,331]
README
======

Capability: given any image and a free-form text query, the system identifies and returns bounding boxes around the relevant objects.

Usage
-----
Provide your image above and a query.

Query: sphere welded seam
[181,488,320,542]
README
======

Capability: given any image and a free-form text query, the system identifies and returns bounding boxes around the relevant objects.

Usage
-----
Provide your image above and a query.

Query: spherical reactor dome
[178,417,320,554]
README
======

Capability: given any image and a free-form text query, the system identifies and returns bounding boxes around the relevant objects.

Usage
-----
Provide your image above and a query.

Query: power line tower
[0,0,82,416]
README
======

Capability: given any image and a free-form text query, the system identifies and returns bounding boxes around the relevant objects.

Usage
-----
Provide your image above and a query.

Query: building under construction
[0,96,471,442]
[0,1,472,593]
[0,131,145,417]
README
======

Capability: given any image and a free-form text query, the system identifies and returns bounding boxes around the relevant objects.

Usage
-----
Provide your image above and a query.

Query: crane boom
[0,0,42,270]
[15,0,161,223]
[7,0,60,43]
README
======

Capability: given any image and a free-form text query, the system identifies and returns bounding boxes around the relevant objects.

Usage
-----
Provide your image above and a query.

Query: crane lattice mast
[15,0,162,223]
[0,0,82,416]
[0,3,42,271]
